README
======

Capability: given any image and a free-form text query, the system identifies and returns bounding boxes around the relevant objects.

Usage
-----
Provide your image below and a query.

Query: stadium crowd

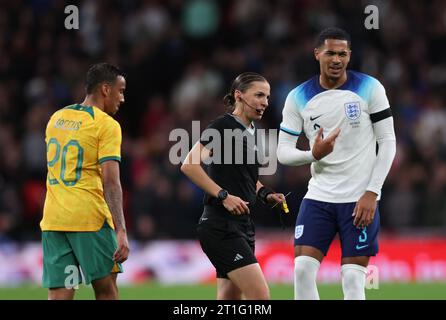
[1,0,446,242]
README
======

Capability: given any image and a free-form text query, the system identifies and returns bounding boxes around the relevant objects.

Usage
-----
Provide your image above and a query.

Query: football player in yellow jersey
[41,63,129,300]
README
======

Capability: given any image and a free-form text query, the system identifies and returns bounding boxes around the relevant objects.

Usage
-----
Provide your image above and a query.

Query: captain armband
[370,108,392,123]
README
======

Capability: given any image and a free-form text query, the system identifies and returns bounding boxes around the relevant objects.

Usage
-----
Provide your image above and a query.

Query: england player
[41,63,129,300]
[277,28,396,300]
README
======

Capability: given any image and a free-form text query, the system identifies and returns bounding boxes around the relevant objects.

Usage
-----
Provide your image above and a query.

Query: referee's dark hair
[315,27,351,48]
[223,72,267,111]
[86,63,125,94]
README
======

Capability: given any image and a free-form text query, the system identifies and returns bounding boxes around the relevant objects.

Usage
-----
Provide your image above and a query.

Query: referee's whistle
[282,201,289,214]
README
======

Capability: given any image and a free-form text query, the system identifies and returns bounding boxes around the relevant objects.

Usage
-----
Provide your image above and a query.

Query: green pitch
[0,282,445,300]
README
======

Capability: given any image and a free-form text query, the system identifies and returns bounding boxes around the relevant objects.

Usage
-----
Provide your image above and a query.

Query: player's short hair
[315,27,351,48]
[85,63,124,94]
[223,72,267,108]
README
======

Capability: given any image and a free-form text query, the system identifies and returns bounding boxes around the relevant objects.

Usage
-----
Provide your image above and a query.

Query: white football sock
[341,264,367,300]
[294,255,320,300]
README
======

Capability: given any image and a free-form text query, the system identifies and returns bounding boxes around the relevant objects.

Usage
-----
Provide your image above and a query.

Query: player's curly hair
[86,62,125,94]
[223,72,267,111]
[315,27,351,48]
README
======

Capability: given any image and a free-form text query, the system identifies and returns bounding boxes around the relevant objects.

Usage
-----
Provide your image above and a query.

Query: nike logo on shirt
[356,244,369,250]
[310,115,323,121]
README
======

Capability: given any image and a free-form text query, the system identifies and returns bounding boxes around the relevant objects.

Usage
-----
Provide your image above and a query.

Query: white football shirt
[280,71,391,202]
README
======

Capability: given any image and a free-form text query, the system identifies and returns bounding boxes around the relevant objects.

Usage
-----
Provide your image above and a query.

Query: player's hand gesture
[113,228,130,263]
[312,127,341,160]
[353,191,378,228]
[223,195,250,215]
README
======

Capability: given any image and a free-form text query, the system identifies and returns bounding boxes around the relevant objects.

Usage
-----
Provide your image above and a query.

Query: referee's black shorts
[196,211,257,279]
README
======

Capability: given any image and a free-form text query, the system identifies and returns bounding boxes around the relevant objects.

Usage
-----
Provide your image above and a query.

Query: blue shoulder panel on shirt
[293,76,323,111]
[340,71,378,103]
[292,71,379,110]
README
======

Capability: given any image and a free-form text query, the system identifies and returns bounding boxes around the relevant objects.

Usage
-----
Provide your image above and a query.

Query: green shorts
[42,223,123,289]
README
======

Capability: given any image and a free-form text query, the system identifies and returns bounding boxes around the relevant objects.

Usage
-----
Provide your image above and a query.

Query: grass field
[0,282,445,300]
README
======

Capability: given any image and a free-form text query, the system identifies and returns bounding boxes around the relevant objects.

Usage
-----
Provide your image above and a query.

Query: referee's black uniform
[197,113,264,278]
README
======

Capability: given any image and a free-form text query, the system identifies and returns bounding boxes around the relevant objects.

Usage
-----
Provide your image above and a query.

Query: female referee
[181,72,285,300]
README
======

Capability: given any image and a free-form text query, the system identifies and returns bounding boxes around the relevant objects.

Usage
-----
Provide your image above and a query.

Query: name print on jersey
[54,118,83,131]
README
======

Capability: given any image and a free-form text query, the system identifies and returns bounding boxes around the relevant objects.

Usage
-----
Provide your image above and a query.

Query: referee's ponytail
[223,93,236,110]
[223,72,267,112]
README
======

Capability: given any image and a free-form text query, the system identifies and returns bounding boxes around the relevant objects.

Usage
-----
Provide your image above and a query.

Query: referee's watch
[217,189,229,202]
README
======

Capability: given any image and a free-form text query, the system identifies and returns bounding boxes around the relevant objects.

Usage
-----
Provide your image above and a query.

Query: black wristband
[257,186,274,204]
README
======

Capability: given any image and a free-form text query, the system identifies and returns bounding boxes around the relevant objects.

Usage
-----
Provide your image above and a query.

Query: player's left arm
[102,160,129,263]
[353,82,396,228]
[98,117,129,262]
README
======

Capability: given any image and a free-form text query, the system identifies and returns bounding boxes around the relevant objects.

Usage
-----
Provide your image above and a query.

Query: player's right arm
[277,90,340,165]
[180,141,250,215]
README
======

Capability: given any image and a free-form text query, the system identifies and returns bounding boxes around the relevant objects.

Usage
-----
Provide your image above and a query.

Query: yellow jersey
[40,104,121,231]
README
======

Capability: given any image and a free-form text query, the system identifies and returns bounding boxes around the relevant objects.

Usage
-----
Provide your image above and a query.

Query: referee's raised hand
[222,195,250,215]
